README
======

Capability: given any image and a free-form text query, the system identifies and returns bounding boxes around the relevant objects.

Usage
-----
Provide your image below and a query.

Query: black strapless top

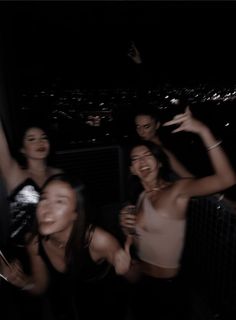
[8,178,40,246]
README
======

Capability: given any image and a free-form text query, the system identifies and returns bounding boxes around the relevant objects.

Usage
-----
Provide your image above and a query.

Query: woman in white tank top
[120,107,236,320]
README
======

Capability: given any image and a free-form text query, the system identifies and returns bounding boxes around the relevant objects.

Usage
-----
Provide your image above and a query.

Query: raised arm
[89,226,131,275]
[163,107,236,197]
[0,118,22,191]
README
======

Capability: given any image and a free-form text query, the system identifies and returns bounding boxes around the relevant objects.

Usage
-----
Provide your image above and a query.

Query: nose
[138,127,145,136]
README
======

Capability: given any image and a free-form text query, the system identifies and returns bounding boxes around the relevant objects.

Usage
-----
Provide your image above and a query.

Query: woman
[0,119,62,248]
[134,106,193,178]
[0,118,63,319]
[0,174,131,319]
[120,107,236,319]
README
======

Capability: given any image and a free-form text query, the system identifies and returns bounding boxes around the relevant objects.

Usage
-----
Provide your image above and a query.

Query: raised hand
[127,41,142,64]
[163,107,205,134]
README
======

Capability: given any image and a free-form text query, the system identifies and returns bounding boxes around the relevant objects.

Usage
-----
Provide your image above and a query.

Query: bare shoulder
[91,227,114,248]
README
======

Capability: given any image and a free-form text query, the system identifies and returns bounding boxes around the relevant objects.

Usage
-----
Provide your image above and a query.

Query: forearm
[199,126,236,186]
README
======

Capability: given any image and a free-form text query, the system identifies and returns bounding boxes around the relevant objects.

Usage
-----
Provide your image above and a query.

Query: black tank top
[8,178,40,247]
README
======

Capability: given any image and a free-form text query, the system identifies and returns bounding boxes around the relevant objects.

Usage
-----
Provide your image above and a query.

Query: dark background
[1,1,236,90]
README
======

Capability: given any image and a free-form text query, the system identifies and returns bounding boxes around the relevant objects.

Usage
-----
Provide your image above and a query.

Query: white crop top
[134,192,186,269]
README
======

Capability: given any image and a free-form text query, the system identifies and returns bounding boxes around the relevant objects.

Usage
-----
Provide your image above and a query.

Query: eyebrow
[136,122,152,126]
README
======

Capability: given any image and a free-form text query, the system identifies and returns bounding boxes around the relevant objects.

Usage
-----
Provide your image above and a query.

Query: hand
[163,107,205,134]
[127,41,142,64]
[0,259,30,289]
[120,204,137,235]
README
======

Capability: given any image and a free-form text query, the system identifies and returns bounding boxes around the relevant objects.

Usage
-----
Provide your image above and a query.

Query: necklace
[47,236,66,249]
[145,183,169,193]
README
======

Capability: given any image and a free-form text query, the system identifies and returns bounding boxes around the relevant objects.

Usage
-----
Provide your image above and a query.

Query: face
[135,115,160,141]
[21,127,50,160]
[130,145,159,181]
[36,180,77,237]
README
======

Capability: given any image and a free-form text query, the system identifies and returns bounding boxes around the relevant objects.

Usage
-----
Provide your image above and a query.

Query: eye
[27,137,36,142]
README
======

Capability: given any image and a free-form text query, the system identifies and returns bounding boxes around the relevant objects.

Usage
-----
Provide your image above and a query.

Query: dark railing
[184,196,236,319]
[54,145,126,207]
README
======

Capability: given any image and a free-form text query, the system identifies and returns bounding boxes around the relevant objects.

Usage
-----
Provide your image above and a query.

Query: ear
[20,147,25,155]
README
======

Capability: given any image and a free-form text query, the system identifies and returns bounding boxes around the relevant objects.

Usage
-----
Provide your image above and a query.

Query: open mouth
[140,166,150,171]
[36,147,46,152]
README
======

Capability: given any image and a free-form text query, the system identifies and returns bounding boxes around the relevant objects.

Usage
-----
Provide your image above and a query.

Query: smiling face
[135,115,160,141]
[21,127,50,160]
[36,180,77,238]
[130,145,160,182]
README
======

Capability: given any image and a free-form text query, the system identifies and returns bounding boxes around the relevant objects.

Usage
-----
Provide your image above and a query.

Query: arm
[0,118,23,191]
[163,107,236,197]
[89,227,132,275]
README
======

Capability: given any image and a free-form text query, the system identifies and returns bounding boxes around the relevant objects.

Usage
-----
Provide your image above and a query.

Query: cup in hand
[121,203,137,236]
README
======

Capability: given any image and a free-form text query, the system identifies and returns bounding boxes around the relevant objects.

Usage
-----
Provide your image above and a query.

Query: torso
[7,167,62,246]
[134,183,189,279]
[8,178,41,246]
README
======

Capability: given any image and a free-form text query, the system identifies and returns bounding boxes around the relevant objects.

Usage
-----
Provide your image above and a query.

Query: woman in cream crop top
[121,107,236,280]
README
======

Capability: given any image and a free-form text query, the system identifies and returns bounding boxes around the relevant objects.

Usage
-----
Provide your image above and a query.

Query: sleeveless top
[134,192,186,269]
[38,235,111,320]
[8,178,40,247]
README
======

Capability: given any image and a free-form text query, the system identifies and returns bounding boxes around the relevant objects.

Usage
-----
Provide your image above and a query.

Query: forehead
[135,115,154,124]
[24,127,46,137]
[43,181,75,197]
[131,145,151,156]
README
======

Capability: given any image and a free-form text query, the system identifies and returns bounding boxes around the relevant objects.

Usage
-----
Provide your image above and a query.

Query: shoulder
[90,226,115,249]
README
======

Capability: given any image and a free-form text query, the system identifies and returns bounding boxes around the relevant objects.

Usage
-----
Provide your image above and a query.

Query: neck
[143,179,167,193]
[47,235,67,249]
[28,161,48,173]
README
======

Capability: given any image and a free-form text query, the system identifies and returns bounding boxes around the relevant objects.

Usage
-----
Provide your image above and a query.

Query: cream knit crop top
[134,192,186,269]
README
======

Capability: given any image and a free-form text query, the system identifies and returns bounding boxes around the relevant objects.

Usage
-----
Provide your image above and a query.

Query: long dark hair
[129,140,176,181]
[40,173,92,268]
[126,140,178,204]
[15,121,55,168]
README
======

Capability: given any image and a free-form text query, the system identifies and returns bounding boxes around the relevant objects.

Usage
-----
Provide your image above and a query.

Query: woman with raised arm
[120,107,236,320]
[0,118,62,249]
[0,173,132,319]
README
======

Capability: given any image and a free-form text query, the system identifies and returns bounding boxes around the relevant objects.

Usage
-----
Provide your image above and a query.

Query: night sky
[1,1,236,88]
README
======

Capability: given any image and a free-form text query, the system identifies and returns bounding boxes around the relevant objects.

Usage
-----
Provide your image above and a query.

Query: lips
[38,220,54,227]
[36,147,46,152]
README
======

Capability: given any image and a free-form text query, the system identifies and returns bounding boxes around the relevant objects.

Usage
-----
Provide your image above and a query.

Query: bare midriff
[140,261,179,279]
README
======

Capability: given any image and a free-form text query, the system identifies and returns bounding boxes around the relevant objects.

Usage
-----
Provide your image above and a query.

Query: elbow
[221,172,236,190]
